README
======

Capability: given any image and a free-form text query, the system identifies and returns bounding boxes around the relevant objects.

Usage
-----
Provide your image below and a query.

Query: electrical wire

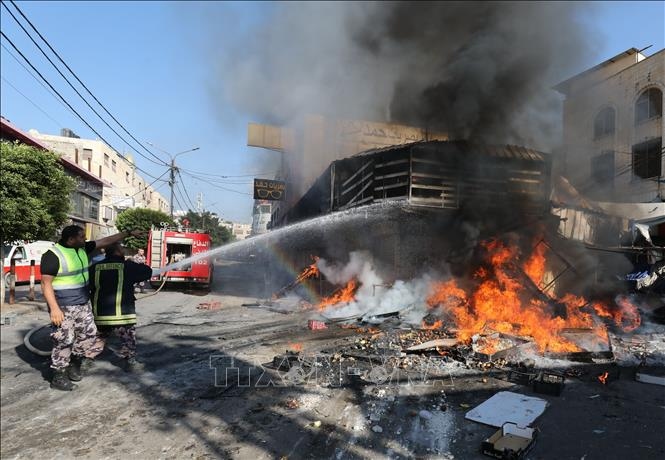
[0,31,163,182]
[1,2,167,167]
[1,75,64,128]
[179,170,253,196]
[4,0,168,167]
[0,41,79,121]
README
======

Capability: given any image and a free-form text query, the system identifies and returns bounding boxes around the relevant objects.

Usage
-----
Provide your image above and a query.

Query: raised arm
[94,230,145,250]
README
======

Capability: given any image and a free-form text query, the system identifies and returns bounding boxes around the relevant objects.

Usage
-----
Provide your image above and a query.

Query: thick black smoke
[216,1,597,150]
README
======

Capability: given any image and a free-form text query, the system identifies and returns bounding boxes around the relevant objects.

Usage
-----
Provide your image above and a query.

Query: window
[632,138,662,179]
[111,160,117,172]
[593,107,615,138]
[125,171,130,183]
[635,88,662,124]
[591,151,615,186]
[104,153,109,167]
[82,148,92,161]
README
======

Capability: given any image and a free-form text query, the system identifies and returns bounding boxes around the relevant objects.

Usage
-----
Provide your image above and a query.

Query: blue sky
[1,1,663,222]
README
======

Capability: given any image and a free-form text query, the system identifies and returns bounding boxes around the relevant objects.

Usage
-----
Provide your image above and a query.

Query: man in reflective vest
[88,242,152,372]
[40,225,141,391]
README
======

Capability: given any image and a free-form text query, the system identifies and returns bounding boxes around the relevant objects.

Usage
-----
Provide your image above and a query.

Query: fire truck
[146,227,214,289]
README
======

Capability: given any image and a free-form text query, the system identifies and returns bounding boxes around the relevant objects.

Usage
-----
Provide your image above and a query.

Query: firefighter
[88,242,152,372]
[41,225,140,391]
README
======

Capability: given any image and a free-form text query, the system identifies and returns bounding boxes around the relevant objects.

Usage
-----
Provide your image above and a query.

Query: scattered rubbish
[588,395,600,399]
[405,338,458,351]
[197,301,222,311]
[311,420,321,428]
[507,370,536,386]
[466,391,548,428]
[308,319,328,330]
[533,371,565,396]
[372,425,383,433]
[418,410,433,420]
[481,422,537,459]
[284,398,300,409]
[460,403,471,409]
[592,429,605,434]
[635,368,665,386]
[1,313,17,326]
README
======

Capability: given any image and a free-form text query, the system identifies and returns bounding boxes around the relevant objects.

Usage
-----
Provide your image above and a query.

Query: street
[1,260,663,460]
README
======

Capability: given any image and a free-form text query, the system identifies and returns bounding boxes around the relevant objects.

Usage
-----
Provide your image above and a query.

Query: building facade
[248,115,448,228]
[29,129,170,226]
[1,118,107,238]
[554,48,664,204]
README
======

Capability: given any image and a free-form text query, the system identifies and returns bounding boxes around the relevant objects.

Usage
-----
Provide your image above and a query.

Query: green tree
[115,208,173,249]
[182,210,234,247]
[0,141,75,242]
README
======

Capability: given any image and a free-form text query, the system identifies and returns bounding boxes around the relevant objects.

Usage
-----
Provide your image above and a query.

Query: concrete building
[1,117,107,238]
[554,47,664,203]
[28,129,170,227]
[248,115,448,227]
[221,221,251,240]
[250,201,272,236]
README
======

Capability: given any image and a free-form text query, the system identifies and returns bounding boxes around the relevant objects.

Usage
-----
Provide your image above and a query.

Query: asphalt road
[1,260,664,459]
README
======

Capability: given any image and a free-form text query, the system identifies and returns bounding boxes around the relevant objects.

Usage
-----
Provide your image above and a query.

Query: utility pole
[169,158,176,219]
[197,192,205,231]
[146,142,199,220]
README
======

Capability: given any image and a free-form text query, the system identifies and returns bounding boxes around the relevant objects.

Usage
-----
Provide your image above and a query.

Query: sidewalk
[1,290,46,317]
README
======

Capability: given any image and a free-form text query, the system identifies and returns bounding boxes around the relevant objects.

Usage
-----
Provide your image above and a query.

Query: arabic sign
[254,179,285,201]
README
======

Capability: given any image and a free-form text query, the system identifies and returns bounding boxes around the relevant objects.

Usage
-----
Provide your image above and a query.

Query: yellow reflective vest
[47,243,91,305]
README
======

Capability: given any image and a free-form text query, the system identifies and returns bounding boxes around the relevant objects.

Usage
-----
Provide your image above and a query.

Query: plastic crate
[533,371,565,396]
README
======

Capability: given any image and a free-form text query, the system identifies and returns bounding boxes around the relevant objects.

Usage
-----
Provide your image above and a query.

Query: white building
[251,201,272,236]
[29,129,170,227]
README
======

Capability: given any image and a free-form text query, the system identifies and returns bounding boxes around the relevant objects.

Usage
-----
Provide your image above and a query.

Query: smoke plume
[216,2,597,150]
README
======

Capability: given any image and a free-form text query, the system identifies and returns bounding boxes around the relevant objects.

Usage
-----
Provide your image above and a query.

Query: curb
[1,298,47,317]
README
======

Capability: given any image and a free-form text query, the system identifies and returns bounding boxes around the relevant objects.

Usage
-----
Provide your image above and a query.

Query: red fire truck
[146,227,214,289]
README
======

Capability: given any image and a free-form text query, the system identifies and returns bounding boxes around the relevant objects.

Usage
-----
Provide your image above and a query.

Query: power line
[176,169,198,210]
[0,30,162,182]
[0,41,79,121]
[1,75,64,128]
[180,170,253,196]
[1,1,167,167]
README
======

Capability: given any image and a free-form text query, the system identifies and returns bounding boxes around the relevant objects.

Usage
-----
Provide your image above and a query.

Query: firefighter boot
[80,357,95,373]
[51,369,77,391]
[67,356,83,381]
[124,357,144,373]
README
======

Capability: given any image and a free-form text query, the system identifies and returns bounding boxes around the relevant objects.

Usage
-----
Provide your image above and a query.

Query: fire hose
[23,257,174,356]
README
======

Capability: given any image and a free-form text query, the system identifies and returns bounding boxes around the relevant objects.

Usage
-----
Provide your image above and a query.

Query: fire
[318,279,358,310]
[593,295,641,332]
[296,256,320,283]
[524,241,547,287]
[287,342,303,352]
[421,319,444,330]
[425,237,634,353]
[598,372,609,384]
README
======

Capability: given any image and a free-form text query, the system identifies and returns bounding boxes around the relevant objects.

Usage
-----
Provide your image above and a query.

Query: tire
[4,272,15,287]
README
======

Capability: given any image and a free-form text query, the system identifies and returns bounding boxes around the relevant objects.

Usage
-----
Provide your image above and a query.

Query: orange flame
[593,295,641,332]
[296,256,320,283]
[425,237,630,353]
[318,279,358,310]
[287,342,303,352]
[598,371,609,384]
[421,319,444,330]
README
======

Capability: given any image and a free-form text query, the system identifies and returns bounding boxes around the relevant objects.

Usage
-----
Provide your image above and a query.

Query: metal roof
[353,140,548,162]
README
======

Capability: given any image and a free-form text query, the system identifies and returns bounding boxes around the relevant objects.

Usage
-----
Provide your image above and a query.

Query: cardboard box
[481,423,537,459]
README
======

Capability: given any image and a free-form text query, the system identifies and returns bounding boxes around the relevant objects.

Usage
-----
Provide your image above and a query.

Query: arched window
[593,107,615,138]
[635,88,663,124]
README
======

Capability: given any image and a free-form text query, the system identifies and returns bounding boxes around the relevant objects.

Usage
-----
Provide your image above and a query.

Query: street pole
[145,142,199,220]
[169,158,176,219]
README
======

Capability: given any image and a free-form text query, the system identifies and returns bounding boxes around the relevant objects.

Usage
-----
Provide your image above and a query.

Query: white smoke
[316,251,436,324]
